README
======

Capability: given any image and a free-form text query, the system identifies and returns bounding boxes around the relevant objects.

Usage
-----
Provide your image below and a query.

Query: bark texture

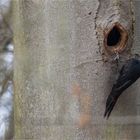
[13,0,140,139]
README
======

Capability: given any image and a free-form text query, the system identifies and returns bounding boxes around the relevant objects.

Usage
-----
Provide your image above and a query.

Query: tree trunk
[13,0,140,139]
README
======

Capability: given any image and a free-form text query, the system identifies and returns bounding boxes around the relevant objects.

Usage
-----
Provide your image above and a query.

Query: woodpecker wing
[115,60,133,90]
[104,80,132,119]
[104,59,140,119]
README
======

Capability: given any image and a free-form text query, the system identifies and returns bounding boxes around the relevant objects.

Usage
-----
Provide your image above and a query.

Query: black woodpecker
[104,58,140,119]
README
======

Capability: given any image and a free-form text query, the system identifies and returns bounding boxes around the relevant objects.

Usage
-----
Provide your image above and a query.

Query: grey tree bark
[13,0,140,139]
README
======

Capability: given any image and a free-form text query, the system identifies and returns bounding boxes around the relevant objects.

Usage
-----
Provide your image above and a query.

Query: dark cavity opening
[107,26,121,46]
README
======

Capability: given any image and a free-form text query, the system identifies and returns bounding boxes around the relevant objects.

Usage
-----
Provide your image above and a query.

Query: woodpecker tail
[104,92,119,119]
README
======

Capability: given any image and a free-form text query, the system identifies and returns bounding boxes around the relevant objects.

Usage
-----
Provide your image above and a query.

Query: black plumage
[104,58,140,119]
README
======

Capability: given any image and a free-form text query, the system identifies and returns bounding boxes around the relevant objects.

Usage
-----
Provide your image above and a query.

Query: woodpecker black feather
[104,58,140,119]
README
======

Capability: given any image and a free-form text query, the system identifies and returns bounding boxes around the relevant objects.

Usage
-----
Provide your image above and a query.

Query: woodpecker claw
[114,52,119,60]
